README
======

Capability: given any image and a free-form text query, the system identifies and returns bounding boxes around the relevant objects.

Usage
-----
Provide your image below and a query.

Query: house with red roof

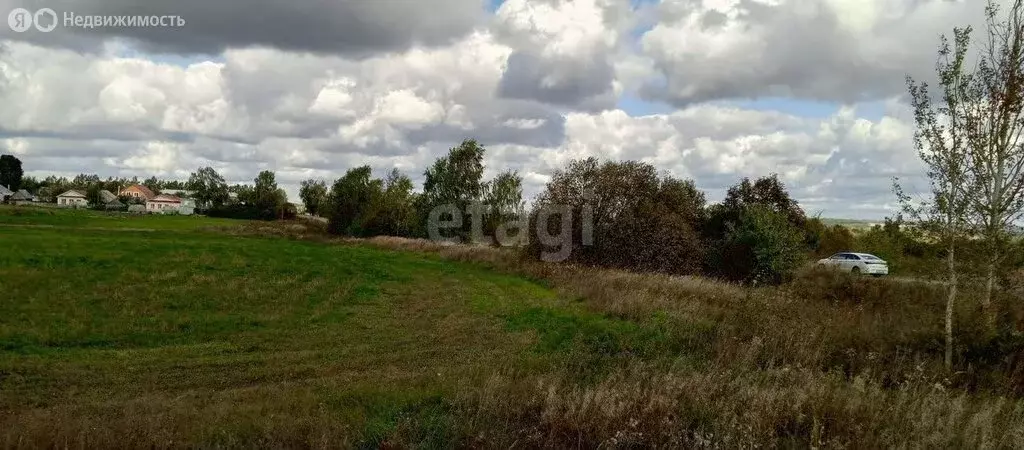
[146,194,183,214]
[118,184,155,201]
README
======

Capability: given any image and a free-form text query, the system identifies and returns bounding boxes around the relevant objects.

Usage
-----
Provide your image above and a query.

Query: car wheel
[851,266,861,275]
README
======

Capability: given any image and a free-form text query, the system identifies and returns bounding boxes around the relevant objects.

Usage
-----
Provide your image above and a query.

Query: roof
[148,194,182,203]
[99,190,118,203]
[122,184,156,199]
[0,185,12,196]
[57,190,87,198]
[9,189,34,201]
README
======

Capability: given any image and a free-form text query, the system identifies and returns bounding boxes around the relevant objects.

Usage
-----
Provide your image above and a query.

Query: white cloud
[639,0,990,105]
[0,0,983,218]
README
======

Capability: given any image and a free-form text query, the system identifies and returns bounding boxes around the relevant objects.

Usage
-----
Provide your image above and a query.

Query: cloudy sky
[0,0,997,218]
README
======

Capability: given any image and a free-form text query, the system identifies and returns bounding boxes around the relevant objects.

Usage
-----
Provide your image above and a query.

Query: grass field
[0,205,241,230]
[2,205,1024,448]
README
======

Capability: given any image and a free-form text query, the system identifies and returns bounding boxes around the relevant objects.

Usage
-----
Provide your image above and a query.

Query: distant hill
[818,219,1024,236]
[819,218,883,231]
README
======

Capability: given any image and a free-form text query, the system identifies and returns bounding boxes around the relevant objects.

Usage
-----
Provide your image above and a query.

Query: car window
[862,255,881,261]
[848,254,862,260]
[838,253,854,260]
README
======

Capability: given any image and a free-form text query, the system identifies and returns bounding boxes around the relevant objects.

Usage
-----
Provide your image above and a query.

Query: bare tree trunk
[946,245,958,369]
[983,257,998,330]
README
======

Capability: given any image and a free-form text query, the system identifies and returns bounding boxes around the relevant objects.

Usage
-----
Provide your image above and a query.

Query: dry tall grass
[432,366,1024,448]
[163,225,1024,447]
[354,235,1024,447]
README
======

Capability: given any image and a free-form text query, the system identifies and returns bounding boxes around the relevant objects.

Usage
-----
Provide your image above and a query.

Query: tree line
[0,155,293,219]
[898,0,1024,369]
[295,138,938,287]
[299,139,525,240]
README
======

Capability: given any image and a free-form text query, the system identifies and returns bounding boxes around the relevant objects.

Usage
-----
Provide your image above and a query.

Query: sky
[0,0,999,219]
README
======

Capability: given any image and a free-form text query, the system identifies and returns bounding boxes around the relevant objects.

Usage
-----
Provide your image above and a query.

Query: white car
[816,252,889,277]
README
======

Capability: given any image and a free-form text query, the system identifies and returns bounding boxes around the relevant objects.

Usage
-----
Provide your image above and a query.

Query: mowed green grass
[0,209,657,446]
[0,204,240,230]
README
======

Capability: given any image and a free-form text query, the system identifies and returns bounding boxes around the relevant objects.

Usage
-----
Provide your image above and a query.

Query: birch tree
[965,0,1024,328]
[899,27,974,369]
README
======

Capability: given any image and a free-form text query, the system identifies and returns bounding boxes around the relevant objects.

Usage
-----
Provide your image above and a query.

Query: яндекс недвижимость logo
[7,8,184,32]
[8,8,56,32]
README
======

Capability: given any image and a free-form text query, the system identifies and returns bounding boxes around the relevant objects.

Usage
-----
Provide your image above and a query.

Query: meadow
[2,205,1024,448]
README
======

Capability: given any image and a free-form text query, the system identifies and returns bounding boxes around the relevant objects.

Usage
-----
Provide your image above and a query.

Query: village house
[99,190,124,210]
[146,194,183,214]
[9,189,37,205]
[0,185,12,201]
[160,190,198,213]
[118,184,155,201]
[56,190,88,208]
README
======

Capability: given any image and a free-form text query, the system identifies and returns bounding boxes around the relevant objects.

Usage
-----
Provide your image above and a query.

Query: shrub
[281,203,298,220]
[325,167,418,238]
[710,205,806,285]
[522,158,707,275]
[704,174,807,242]
[205,204,278,221]
[815,223,855,258]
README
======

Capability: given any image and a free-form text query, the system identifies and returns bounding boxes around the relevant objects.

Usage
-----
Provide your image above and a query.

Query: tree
[525,158,707,274]
[327,166,382,236]
[72,174,101,191]
[163,180,187,190]
[705,174,806,242]
[299,179,329,217]
[803,217,856,258]
[483,170,525,245]
[252,170,280,212]
[186,167,230,210]
[705,175,807,281]
[232,184,254,205]
[37,175,69,202]
[422,139,486,241]
[274,188,290,219]
[962,0,1024,328]
[367,169,419,237]
[0,155,23,190]
[19,176,40,193]
[86,184,103,208]
[898,23,975,369]
[718,205,806,285]
[143,176,161,194]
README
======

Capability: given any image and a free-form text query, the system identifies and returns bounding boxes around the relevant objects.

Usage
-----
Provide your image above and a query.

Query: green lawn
[0,209,662,447]
[0,204,240,230]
